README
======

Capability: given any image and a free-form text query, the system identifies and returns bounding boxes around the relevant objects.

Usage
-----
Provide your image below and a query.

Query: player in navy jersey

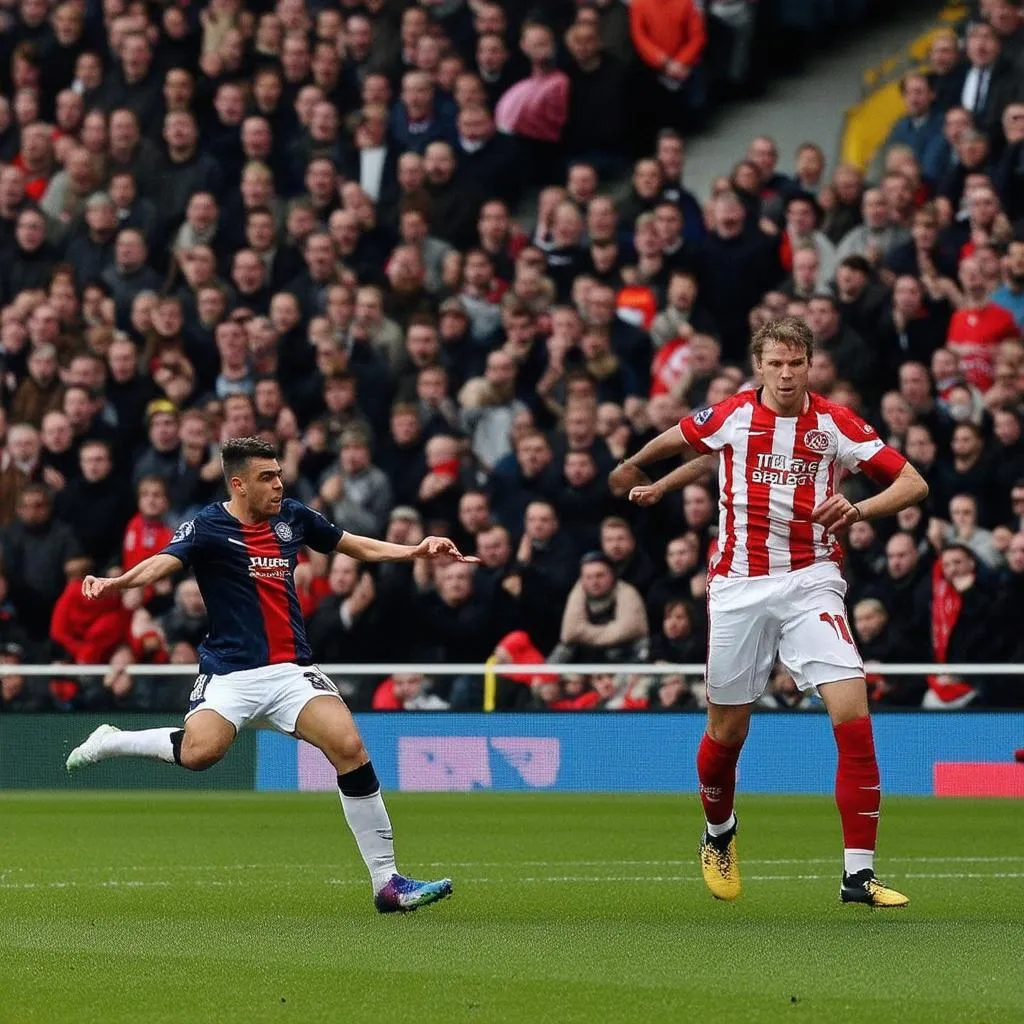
[67,437,477,914]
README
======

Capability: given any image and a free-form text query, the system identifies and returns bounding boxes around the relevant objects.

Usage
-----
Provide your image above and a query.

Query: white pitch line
[421,855,1024,869]
[3,870,1023,892]
[7,854,1024,880]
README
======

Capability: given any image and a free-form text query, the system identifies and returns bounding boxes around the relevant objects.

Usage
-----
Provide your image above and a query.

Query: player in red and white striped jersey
[614,317,928,908]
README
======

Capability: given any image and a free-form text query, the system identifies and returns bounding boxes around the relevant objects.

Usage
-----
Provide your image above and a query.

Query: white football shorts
[184,662,343,733]
[705,561,864,705]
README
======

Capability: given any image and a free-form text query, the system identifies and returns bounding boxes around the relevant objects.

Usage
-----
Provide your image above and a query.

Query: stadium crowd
[0,0,1023,715]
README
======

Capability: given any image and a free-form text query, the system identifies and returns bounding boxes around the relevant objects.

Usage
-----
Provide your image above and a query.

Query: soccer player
[67,437,478,914]
[612,317,928,908]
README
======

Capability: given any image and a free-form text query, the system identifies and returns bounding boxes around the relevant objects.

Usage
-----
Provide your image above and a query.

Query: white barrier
[5,662,1023,677]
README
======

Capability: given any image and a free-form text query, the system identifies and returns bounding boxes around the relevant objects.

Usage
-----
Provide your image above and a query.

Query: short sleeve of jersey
[831,407,907,485]
[161,516,202,568]
[291,501,345,553]
[679,398,735,454]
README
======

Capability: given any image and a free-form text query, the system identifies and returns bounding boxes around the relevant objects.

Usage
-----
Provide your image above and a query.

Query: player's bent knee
[179,740,228,772]
[327,734,367,769]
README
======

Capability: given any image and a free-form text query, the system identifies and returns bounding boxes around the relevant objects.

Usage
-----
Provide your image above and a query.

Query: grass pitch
[1,793,1020,1024]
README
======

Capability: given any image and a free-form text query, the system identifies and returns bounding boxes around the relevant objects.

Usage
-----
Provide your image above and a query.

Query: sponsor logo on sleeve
[171,520,194,543]
[693,407,713,426]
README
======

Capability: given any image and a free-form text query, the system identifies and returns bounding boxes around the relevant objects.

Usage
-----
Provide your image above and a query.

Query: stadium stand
[0,0,1021,716]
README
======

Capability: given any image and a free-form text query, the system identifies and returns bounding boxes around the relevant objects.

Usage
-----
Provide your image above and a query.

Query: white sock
[844,848,874,875]
[338,788,397,891]
[707,812,736,837]
[98,728,179,763]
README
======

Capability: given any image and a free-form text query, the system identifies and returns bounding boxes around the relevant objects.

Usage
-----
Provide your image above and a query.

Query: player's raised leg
[66,709,235,772]
[293,694,453,913]
[697,703,749,901]
[819,678,908,908]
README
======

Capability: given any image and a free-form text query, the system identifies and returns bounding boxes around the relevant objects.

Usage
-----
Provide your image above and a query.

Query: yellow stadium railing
[840,2,969,171]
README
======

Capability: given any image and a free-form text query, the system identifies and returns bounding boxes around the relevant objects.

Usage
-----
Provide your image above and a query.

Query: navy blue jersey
[160,499,344,675]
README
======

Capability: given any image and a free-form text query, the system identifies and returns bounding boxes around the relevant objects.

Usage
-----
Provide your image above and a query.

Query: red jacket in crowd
[630,0,707,71]
[50,580,132,665]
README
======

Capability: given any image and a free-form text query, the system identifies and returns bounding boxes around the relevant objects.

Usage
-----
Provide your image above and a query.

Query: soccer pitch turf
[1,793,1021,1024]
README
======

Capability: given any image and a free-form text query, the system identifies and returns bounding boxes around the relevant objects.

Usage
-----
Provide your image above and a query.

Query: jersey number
[819,612,854,645]
[188,673,211,711]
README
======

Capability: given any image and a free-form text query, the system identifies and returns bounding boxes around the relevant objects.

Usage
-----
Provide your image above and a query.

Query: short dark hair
[221,436,277,481]
[137,474,168,496]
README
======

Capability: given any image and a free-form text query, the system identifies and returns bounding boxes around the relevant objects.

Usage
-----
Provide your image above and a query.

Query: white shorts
[184,662,342,734]
[705,561,863,705]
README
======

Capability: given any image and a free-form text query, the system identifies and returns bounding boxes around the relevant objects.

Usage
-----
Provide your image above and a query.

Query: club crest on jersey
[171,520,194,543]
[803,429,832,453]
[274,521,293,542]
[693,407,712,426]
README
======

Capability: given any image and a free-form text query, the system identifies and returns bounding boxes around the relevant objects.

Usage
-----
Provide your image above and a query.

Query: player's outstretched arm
[608,424,693,497]
[813,463,929,535]
[82,554,184,600]
[627,454,717,507]
[337,533,479,563]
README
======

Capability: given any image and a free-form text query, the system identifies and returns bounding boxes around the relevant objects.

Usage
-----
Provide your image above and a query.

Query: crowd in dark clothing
[0,0,1022,714]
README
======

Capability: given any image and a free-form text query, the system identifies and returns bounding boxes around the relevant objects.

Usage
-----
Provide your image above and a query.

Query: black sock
[170,729,184,766]
[338,761,379,797]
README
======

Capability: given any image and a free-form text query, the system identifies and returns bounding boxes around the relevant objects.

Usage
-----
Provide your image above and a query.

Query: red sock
[697,732,741,826]
[834,716,880,861]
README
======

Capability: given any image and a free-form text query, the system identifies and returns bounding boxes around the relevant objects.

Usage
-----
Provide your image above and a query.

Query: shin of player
[829,692,881,876]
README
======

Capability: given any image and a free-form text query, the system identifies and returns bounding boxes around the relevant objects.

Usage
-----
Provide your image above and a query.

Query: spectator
[946,255,1020,392]
[373,672,450,710]
[925,544,994,709]
[0,423,42,526]
[780,193,837,290]
[0,639,48,711]
[0,483,86,640]
[454,106,521,209]
[630,0,707,140]
[460,349,527,472]
[49,565,131,665]
[884,73,949,184]
[806,294,875,399]
[563,20,628,177]
[650,597,705,664]
[11,343,63,428]
[54,439,135,568]
[955,21,1019,142]
[991,238,1024,330]
[549,551,649,665]
[307,553,390,671]
[318,429,393,538]
[877,279,951,387]
[834,188,911,266]
[389,71,456,156]
[697,190,781,359]
[931,493,1005,568]
[160,578,208,652]
[494,23,569,187]
[600,515,657,593]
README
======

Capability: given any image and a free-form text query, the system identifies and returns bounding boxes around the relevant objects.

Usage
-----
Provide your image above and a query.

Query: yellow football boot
[698,822,741,901]
[840,870,909,908]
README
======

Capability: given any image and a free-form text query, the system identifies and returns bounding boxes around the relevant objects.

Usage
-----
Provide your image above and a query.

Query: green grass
[1,793,1021,1024]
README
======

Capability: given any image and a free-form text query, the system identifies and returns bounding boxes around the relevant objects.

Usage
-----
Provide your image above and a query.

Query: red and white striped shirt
[679,389,907,579]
